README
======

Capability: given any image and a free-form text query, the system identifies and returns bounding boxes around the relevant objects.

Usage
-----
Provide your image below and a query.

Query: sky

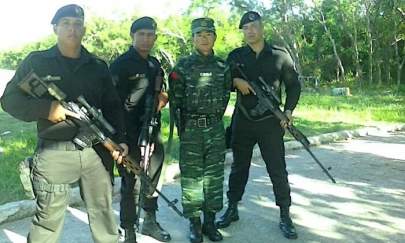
[0,0,189,51]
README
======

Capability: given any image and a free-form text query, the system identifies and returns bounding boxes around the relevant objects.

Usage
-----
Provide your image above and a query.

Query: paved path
[1,130,404,243]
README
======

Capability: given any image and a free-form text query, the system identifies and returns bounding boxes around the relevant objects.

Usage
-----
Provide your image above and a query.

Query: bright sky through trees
[0,0,189,50]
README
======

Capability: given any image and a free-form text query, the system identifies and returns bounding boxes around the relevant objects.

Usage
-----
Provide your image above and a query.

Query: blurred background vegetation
[0,0,404,88]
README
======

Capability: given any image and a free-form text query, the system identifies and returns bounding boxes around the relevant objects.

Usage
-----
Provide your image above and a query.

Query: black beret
[51,4,84,25]
[130,17,157,34]
[191,17,216,34]
[239,11,261,29]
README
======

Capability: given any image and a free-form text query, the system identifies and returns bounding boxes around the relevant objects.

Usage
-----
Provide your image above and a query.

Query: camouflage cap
[130,16,157,34]
[239,11,261,29]
[191,17,216,34]
[51,4,84,25]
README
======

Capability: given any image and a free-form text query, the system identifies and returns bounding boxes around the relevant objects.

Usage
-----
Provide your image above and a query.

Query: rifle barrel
[231,62,337,183]
[302,145,336,183]
[139,174,185,218]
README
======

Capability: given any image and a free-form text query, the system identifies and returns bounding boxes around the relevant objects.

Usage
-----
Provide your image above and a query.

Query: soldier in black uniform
[0,4,128,243]
[110,17,171,243]
[216,11,301,240]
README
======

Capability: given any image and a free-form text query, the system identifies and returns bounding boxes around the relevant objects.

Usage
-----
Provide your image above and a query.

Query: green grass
[297,89,405,124]
[0,109,36,204]
[1,88,404,204]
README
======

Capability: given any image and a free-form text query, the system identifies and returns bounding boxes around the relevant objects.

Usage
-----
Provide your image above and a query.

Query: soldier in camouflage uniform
[168,18,231,243]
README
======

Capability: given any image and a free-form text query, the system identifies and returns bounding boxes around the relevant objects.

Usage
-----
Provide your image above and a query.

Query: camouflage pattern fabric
[18,157,35,199]
[169,51,231,218]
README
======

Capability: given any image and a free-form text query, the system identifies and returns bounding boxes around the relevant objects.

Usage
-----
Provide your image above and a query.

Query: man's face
[241,20,264,45]
[132,29,157,53]
[54,17,85,47]
[193,31,216,54]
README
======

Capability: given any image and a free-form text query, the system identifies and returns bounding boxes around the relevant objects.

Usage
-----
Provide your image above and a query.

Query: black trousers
[119,139,164,228]
[226,113,291,208]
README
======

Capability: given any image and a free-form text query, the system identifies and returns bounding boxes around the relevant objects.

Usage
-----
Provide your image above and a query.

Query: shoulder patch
[169,71,180,81]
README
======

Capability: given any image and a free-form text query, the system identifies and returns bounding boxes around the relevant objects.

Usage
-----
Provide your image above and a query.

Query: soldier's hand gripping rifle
[232,64,336,183]
[18,71,185,217]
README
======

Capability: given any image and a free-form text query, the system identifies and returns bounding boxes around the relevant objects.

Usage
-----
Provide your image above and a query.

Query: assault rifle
[18,71,185,217]
[232,63,336,183]
[135,78,163,226]
[138,92,160,176]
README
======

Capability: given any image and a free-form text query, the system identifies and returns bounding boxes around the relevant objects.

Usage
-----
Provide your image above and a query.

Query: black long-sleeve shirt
[0,45,126,143]
[110,46,164,145]
[228,42,301,121]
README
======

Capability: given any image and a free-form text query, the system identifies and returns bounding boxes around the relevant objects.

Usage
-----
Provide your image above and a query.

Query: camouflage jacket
[168,51,232,125]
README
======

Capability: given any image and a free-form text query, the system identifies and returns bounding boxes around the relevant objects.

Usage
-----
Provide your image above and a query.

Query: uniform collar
[192,49,216,62]
[243,41,273,55]
[125,46,150,61]
[44,45,92,63]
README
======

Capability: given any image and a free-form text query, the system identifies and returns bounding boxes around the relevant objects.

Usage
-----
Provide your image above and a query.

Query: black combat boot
[189,217,203,243]
[279,207,298,239]
[141,210,171,242]
[202,212,223,241]
[118,227,137,243]
[215,202,239,228]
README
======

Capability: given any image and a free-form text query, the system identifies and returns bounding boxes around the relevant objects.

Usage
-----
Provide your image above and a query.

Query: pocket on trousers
[34,190,57,230]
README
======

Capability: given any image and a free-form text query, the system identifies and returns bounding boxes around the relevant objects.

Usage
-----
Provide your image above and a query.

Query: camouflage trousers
[179,121,226,218]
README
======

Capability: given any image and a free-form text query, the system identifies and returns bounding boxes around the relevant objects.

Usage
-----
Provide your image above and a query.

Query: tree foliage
[0,0,403,87]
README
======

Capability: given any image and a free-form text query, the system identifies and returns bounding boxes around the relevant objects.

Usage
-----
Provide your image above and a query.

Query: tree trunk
[393,8,404,86]
[271,26,302,75]
[365,1,374,85]
[336,0,362,81]
[398,58,404,87]
[158,49,175,69]
[381,48,391,85]
[351,9,362,79]
[318,9,345,81]
[385,58,391,85]
[278,0,302,75]
[336,65,340,82]
[377,60,382,87]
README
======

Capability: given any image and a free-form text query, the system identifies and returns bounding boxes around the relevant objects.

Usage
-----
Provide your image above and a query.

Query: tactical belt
[38,139,93,151]
[185,114,221,128]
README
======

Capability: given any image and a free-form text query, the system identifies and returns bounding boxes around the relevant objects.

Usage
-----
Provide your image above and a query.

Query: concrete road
[1,130,404,243]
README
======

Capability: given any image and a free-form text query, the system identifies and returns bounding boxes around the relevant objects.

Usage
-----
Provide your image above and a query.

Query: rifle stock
[232,63,336,183]
[102,136,185,218]
[18,71,186,217]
